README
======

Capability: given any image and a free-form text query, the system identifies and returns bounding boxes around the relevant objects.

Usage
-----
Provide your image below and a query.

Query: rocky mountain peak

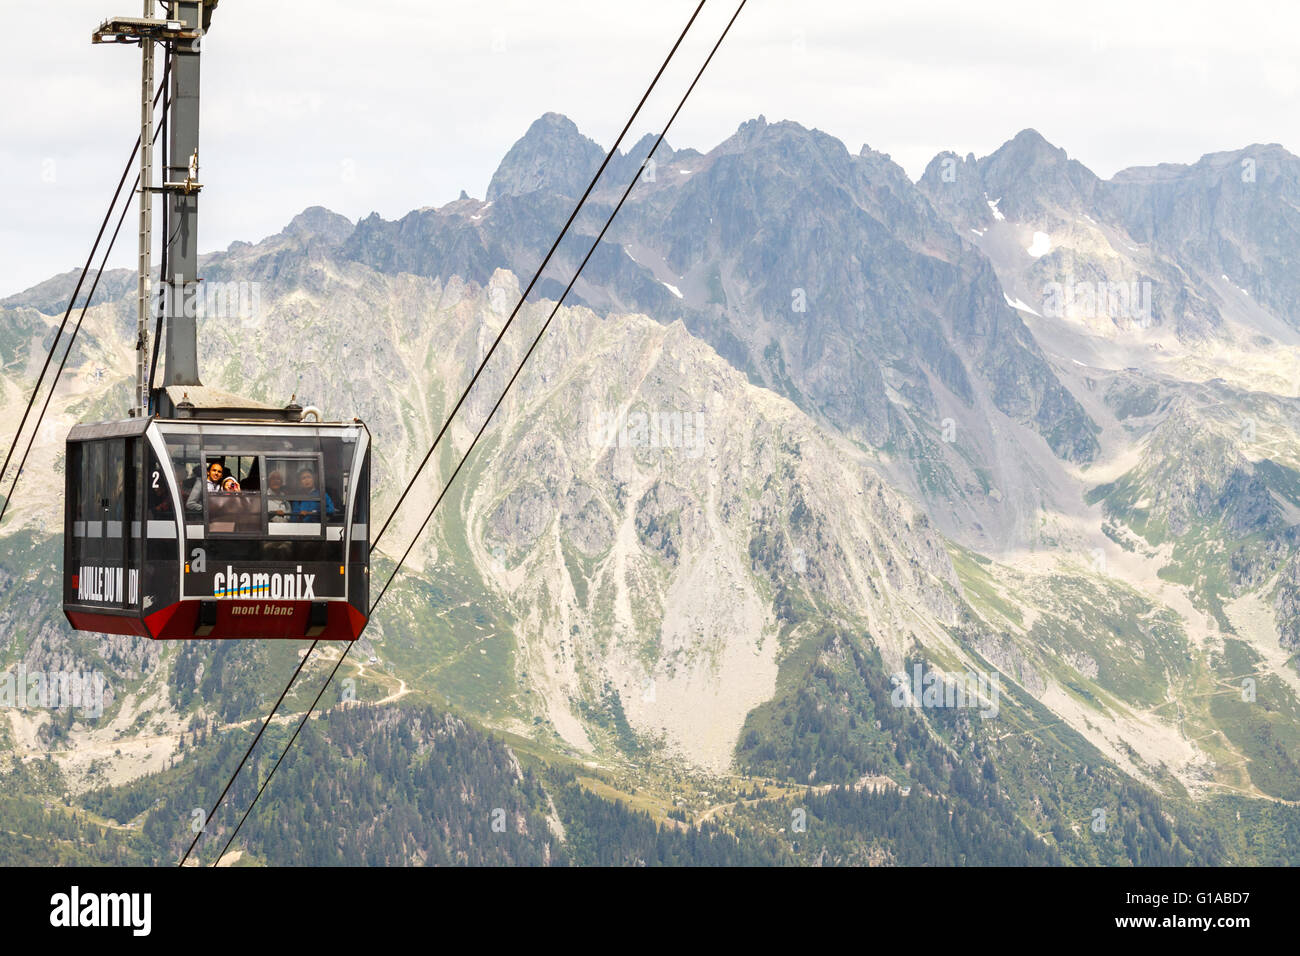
[991,128,1066,166]
[918,129,1101,228]
[1111,142,1297,186]
[486,112,605,200]
[978,129,1101,220]
[281,206,355,245]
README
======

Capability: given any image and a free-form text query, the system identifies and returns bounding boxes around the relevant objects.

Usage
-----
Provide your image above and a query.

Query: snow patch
[970,228,987,237]
[986,196,1005,221]
[661,281,683,299]
[1003,292,1041,316]
[1026,231,1052,257]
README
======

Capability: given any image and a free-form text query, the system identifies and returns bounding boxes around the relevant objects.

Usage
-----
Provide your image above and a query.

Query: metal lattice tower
[94,1,216,414]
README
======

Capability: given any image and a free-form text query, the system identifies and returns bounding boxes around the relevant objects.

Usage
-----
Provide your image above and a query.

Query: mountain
[916,128,1300,806]
[486,112,607,201]
[1109,143,1300,327]
[342,115,1103,552]
[4,115,1300,864]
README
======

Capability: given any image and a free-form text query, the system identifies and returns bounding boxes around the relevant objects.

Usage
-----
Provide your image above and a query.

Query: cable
[213,641,352,865]
[372,0,746,616]
[207,0,748,867]
[0,68,170,516]
[0,68,172,527]
[3,179,138,524]
[368,0,707,553]
[178,640,320,866]
[187,1,710,867]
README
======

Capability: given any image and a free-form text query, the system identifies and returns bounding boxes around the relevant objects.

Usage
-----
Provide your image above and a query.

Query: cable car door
[71,438,139,610]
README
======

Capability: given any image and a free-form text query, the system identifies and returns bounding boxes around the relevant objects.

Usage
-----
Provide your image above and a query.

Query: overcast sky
[3,0,1298,296]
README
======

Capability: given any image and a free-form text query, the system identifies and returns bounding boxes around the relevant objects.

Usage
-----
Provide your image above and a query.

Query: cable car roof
[67,384,365,442]
[156,384,312,423]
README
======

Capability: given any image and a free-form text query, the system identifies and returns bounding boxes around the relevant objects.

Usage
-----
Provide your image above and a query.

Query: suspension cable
[372,0,746,616]
[0,66,171,527]
[0,67,171,519]
[183,1,711,867]
[178,640,320,866]
[206,0,748,868]
[368,0,707,553]
[212,641,350,865]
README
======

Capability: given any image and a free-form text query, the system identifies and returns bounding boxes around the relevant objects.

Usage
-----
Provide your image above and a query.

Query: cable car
[64,389,370,640]
[64,2,370,640]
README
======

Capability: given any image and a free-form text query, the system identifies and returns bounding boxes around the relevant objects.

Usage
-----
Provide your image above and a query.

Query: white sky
[3,0,1298,296]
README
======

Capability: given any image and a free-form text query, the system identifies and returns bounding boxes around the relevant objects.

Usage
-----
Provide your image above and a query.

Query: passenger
[186,460,226,512]
[290,467,336,521]
[266,470,290,522]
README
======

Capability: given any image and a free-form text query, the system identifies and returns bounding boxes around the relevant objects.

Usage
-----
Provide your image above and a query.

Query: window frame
[199,449,330,540]
[264,452,330,535]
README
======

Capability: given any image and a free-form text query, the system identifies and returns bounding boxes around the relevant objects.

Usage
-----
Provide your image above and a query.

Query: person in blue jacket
[291,466,336,522]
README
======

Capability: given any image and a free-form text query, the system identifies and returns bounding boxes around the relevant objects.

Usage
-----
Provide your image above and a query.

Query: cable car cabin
[63,402,370,641]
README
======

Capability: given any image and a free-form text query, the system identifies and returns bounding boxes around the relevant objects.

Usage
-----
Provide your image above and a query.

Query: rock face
[0,213,963,773]
[340,114,1102,551]
[1108,144,1300,328]
[1275,555,1300,651]
[919,130,1300,343]
[1090,401,1282,542]
[280,205,355,245]
[7,114,1300,800]
[606,120,1097,461]
[460,302,961,770]
[486,113,606,201]
[918,126,1300,675]
[921,129,1106,229]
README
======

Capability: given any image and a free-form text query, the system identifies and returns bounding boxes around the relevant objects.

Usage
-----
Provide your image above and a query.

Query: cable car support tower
[94,1,210,415]
[65,1,372,642]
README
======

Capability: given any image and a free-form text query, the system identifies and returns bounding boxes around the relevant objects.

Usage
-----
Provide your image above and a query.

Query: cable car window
[321,436,347,531]
[147,445,175,522]
[104,440,125,536]
[200,454,262,536]
[235,455,260,491]
[206,490,262,534]
[267,457,332,529]
[264,459,293,523]
[165,433,203,515]
[354,452,369,525]
[67,443,85,575]
[124,438,142,583]
[79,441,104,534]
[327,473,346,530]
